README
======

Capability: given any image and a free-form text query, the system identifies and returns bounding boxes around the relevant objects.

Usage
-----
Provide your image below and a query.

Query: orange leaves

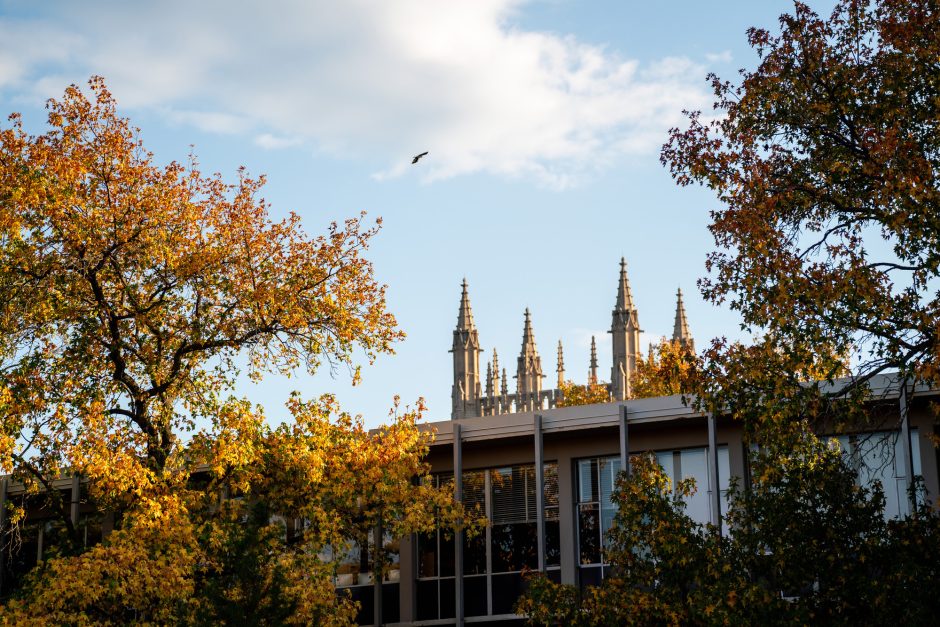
[556,379,611,407]
[631,338,701,400]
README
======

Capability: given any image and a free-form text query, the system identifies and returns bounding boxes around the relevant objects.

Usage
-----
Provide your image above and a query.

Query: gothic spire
[556,340,565,388]
[521,308,537,354]
[614,257,636,313]
[485,360,494,397]
[589,335,598,385]
[610,258,641,401]
[672,287,694,350]
[501,367,508,396]
[516,308,544,398]
[451,278,482,419]
[491,348,500,397]
[456,277,476,330]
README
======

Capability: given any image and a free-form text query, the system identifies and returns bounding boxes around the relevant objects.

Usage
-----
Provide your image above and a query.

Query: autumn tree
[0,78,468,623]
[630,338,700,399]
[519,429,940,625]
[662,0,940,430]
[555,380,611,407]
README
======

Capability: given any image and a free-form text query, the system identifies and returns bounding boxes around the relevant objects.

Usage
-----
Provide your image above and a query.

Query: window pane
[439,532,455,577]
[578,503,601,565]
[491,572,525,615]
[544,462,559,509]
[545,519,561,567]
[656,451,675,486]
[464,575,488,617]
[579,459,598,502]
[415,580,439,620]
[416,532,437,578]
[680,448,709,525]
[491,522,538,572]
[463,529,486,575]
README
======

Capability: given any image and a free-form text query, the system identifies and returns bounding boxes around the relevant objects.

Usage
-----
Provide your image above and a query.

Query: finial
[501,367,509,396]
[672,285,693,350]
[589,335,599,385]
[614,258,635,312]
[556,339,565,388]
[456,278,476,330]
[485,361,494,397]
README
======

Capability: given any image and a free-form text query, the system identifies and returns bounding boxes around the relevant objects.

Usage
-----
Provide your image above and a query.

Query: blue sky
[0,0,835,427]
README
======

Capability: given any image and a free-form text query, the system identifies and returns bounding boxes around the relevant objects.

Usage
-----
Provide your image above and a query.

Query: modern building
[334,265,938,626]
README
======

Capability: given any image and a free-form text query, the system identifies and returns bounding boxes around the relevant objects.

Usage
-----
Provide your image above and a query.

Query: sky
[0,0,837,427]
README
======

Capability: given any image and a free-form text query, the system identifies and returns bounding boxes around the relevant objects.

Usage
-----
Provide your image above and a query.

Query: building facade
[341,378,937,626]
[332,264,938,625]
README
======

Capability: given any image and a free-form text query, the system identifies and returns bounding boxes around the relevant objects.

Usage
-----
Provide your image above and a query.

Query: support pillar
[707,414,721,534]
[373,518,383,626]
[619,404,629,476]
[453,423,464,626]
[70,475,80,527]
[0,477,7,593]
[534,414,545,572]
[899,378,916,512]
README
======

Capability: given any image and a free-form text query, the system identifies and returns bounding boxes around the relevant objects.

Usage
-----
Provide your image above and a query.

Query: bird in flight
[412,151,428,164]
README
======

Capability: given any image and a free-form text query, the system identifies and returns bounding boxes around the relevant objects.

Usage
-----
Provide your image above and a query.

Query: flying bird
[412,151,428,164]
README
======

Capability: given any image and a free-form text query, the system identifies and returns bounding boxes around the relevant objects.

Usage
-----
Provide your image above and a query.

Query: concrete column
[619,404,629,476]
[70,475,80,527]
[556,451,576,585]
[484,470,493,614]
[899,378,916,512]
[0,477,7,592]
[453,423,464,626]
[373,518,383,626]
[398,534,414,623]
[708,414,721,534]
[534,414,545,572]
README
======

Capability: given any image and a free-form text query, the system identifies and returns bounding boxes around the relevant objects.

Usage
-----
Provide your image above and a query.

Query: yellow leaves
[556,379,611,407]
[632,338,701,399]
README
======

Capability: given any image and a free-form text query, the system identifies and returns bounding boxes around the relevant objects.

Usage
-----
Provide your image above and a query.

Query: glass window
[577,447,730,591]
[835,429,922,519]
[416,462,559,620]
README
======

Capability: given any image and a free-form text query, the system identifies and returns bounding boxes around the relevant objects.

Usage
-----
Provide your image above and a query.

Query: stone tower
[672,288,694,351]
[588,336,599,385]
[609,258,642,400]
[515,308,544,409]
[451,279,483,419]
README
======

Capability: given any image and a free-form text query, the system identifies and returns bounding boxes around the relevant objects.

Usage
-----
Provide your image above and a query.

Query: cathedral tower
[515,308,544,409]
[609,258,641,400]
[672,288,694,351]
[451,279,482,419]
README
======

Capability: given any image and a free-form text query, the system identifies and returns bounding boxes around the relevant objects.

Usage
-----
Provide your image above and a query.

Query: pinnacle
[672,286,693,348]
[614,257,636,312]
[456,278,476,330]
[521,308,536,352]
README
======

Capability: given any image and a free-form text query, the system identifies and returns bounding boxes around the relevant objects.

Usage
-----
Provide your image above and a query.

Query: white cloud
[254,133,303,150]
[705,50,733,63]
[0,1,716,188]
[166,109,252,135]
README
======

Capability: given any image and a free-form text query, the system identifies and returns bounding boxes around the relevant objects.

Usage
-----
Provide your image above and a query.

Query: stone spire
[485,360,494,397]
[556,340,565,388]
[672,287,694,351]
[589,335,599,385]
[609,258,641,401]
[456,277,475,329]
[501,367,508,396]
[515,308,544,403]
[451,279,482,419]
[615,256,635,311]
[491,348,501,398]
